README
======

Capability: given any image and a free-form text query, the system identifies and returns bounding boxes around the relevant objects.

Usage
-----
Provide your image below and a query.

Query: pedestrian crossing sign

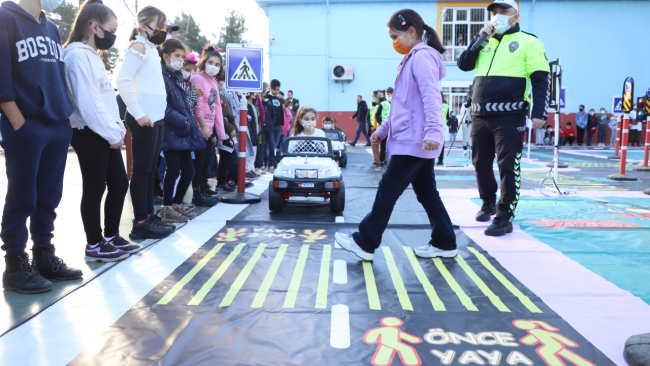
[226,44,264,92]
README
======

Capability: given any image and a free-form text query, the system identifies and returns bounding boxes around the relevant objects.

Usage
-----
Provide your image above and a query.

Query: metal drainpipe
[326,0,330,116]
[529,0,536,33]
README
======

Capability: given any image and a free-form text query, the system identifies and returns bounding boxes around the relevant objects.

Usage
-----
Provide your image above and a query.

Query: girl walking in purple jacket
[336,9,457,261]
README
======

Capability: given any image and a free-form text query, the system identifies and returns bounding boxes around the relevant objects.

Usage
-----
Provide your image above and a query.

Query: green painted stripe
[283,245,310,308]
[403,247,446,311]
[362,261,381,310]
[455,255,511,312]
[381,247,413,311]
[467,247,542,313]
[219,244,267,307]
[158,243,225,305]
[315,245,332,309]
[251,244,288,308]
[433,258,478,311]
[188,243,246,305]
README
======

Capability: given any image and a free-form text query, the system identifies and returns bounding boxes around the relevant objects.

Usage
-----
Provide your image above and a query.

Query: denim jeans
[352,155,456,253]
[272,125,284,163]
[262,130,275,167]
[352,121,369,144]
[598,123,608,144]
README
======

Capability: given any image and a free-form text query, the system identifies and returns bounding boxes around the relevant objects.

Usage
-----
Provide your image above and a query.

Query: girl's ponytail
[423,24,446,55]
[387,9,446,55]
[130,6,167,41]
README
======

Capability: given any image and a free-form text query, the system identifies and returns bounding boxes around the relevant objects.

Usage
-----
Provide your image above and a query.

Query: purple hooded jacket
[375,42,447,159]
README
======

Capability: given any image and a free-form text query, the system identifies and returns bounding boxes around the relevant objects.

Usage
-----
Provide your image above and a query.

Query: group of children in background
[349,88,393,167]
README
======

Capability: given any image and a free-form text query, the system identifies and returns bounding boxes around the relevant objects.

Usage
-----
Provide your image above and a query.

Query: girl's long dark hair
[387,9,446,55]
[63,0,116,55]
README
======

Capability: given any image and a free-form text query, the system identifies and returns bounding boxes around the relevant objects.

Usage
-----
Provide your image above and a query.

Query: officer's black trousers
[471,114,526,221]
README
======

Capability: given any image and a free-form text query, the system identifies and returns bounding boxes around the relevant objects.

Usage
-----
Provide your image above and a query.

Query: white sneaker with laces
[413,244,458,258]
[334,232,374,261]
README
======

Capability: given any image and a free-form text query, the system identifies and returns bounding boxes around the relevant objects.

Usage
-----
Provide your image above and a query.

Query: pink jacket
[375,42,447,159]
[283,107,293,135]
[190,72,226,140]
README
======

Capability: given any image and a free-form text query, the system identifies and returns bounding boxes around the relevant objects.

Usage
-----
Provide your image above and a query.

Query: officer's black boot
[3,252,53,294]
[32,245,83,282]
[475,201,497,222]
[484,217,514,237]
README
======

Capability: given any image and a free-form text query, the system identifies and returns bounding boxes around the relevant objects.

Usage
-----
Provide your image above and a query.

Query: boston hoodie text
[0,1,73,123]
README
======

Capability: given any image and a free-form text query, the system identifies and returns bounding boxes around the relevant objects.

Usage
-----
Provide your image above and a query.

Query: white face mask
[168,59,183,71]
[206,65,219,77]
[323,124,332,130]
[41,0,63,11]
[181,70,191,80]
[491,13,516,34]
[386,96,392,102]
[301,120,315,130]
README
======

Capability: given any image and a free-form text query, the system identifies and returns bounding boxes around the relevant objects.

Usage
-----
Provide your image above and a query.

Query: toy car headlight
[296,169,318,178]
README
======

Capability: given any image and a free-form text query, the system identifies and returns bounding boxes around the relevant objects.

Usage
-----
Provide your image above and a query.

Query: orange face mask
[393,31,413,55]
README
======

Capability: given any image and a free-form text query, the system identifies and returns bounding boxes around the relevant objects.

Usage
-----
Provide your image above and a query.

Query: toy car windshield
[284,137,333,157]
[324,130,344,142]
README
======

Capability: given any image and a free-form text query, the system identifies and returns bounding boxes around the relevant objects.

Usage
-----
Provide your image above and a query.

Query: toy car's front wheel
[330,181,345,213]
[269,182,284,212]
[339,152,348,168]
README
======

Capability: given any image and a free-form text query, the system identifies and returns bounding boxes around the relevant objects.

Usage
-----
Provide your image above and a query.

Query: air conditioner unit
[332,64,354,82]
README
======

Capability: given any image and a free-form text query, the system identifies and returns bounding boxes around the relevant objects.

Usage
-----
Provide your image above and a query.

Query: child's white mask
[301,120,315,129]
[323,124,332,130]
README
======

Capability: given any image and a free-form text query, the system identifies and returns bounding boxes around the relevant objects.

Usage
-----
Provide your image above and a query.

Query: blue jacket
[0,2,73,122]
[575,111,588,128]
[161,66,205,151]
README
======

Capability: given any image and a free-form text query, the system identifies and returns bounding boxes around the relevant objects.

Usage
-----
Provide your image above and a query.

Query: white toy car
[323,130,348,168]
[269,137,345,213]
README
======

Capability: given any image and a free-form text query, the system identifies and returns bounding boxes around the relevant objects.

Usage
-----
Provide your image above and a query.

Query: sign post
[221,44,264,204]
[609,96,624,159]
[608,77,638,181]
[634,88,650,172]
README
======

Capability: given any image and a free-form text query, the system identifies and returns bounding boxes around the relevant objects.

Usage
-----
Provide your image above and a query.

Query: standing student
[116,6,174,240]
[336,9,456,261]
[447,110,459,143]
[586,109,598,147]
[158,39,206,222]
[287,90,300,114]
[608,114,618,147]
[215,81,239,192]
[0,0,83,293]
[64,0,140,262]
[437,94,450,166]
[629,99,645,148]
[375,87,393,166]
[253,94,266,175]
[260,94,277,172]
[596,108,610,147]
[576,105,587,146]
[245,92,261,178]
[264,79,285,168]
[190,45,226,203]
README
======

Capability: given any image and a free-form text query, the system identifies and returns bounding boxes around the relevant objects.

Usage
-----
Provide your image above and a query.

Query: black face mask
[145,24,166,45]
[94,24,116,50]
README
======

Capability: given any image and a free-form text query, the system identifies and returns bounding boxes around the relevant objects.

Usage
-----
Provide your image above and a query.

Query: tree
[46,1,119,73]
[172,12,210,53]
[215,9,249,50]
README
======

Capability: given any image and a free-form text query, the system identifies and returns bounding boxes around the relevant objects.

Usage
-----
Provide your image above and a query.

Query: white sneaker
[334,232,374,261]
[413,244,458,258]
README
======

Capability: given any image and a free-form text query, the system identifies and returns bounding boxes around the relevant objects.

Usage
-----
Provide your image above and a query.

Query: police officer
[458,0,550,237]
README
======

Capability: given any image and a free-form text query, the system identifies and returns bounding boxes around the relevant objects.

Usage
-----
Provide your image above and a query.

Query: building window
[442,86,471,115]
[440,7,490,63]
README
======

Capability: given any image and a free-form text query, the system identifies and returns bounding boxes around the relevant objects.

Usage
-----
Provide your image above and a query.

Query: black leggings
[71,128,129,244]
[217,148,239,185]
[125,115,164,222]
[192,138,214,189]
[162,150,194,206]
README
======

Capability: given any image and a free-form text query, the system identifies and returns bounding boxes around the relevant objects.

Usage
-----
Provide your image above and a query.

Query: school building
[255,0,649,140]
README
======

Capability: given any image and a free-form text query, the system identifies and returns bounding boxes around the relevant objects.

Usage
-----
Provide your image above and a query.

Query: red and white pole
[221,93,262,204]
[614,116,622,156]
[619,113,630,175]
[644,116,650,167]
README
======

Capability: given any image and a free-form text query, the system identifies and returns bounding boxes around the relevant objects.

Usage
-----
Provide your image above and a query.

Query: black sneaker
[484,217,514,237]
[203,183,219,197]
[348,141,356,147]
[129,217,173,240]
[32,245,83,282]
[3,253,53,294]
[192,188,218,207]
[111,235,142,253]
[475,201,497,222]
[85,239,129,263]
[151,213,177,232]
